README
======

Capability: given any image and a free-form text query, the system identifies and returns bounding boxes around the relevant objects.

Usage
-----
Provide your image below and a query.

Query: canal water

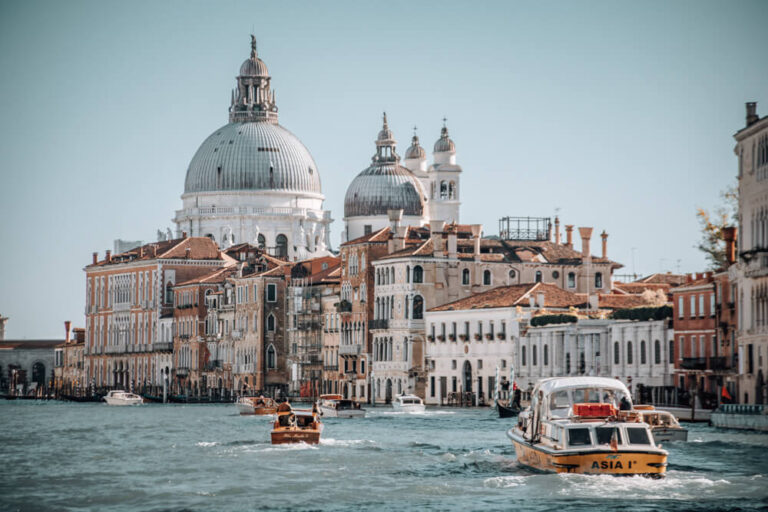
[1,401,767,511]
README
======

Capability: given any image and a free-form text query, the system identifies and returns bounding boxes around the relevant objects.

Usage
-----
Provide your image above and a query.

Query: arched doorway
[32,362,46,389]
[385,379,393,404]
[463,361,472,393]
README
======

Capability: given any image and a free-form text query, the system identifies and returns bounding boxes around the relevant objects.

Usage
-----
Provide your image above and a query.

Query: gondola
[497,401,520,418]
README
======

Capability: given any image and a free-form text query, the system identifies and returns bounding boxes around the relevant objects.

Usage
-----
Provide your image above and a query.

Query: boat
[497,402,520,418]
[317,394,366,418]
[103,390,144,406]
[507,376,667,477]
[635,405,689,442]
[270,402,323,444]
[392,394,426,413]
[236,395,277,415]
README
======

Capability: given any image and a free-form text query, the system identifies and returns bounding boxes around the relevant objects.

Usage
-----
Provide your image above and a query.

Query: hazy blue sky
[1,0,766,339]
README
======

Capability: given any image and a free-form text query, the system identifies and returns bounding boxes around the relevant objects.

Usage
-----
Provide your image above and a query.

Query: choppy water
[1,402,767,511]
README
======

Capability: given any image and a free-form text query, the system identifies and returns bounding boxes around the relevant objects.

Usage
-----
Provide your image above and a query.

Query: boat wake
[319,438,379,449]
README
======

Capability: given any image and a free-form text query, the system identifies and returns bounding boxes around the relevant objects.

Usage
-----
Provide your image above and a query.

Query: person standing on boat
[620,395,631,411]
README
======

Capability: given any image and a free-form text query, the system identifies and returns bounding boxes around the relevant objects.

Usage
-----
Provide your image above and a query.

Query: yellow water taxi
[270,402,323,445]
[507,377,667,477]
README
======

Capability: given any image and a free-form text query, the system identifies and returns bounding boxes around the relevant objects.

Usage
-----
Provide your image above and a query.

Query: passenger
[620,395,631,411]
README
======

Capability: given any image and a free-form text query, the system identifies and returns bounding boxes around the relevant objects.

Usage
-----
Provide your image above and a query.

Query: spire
[230,34,277,123]
[374,113,398,163]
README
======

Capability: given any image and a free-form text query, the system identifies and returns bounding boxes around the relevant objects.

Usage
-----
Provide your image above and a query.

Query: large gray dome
[184,121,321,194]
[344,163,426,217]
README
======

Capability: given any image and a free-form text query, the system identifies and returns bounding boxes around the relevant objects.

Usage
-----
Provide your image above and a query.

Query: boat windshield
[595,427,623,445]
[572,388,600,404]
[626,427,651,445]
[567,428,592,446]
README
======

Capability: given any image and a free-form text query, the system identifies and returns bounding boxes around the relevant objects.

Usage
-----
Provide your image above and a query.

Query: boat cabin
[531,376,634,421]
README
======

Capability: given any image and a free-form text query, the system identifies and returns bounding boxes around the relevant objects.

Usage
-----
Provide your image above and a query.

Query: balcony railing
[681,357,707,370]
[176,367,189,377]
[154,342,173,352]
[204,360,223,372]
[709,356,729,370]
[339,344,362,356]
[370,319,389,330]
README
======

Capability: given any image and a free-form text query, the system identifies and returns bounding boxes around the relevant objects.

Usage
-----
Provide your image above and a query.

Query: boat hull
[319,406,366,418]
[392,404,425,413]
[650,427,688,443]
[270,429,321,445]
[509,431,666,476]
[104,397,143,406]
[497,403,520,418]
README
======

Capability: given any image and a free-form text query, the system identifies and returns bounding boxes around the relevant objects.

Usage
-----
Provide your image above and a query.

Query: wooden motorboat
[270,402,323,444]
[497,401,520,418]
[508,377,667,477]
[635,405,689,442]
[236,396,277,415]
[317,394,366,418]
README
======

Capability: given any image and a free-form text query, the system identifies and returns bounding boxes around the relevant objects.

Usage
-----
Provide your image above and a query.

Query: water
[1,402,767,511]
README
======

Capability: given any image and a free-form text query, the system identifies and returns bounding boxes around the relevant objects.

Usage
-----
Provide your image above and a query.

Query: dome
[240,57,269,77]
[184,121,321,194]
[405,134,426,159]
[434,125,455,153]
[344,163,426,218]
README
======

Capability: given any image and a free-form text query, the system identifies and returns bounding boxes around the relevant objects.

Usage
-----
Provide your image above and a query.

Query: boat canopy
[531,377,632,421]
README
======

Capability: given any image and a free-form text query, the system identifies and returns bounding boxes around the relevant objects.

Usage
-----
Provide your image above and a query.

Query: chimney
[746,102,758,127]
[151,244,158,258]
[537,292,545,309]
[554,217,561,245]
[601,231,608,259]
[105,250,112,263]
[185,247,191,259]
[387,209,405,254]
[547,221,553,242]
[92,252,98,265]
[139,246,144,258]
[578,227,593,259]
[388,209,403,233]
[182,231,188,239]
[470,224,482,261]
[565,225,574,249]
[430,220,446,258]
[723,226,737,265]
[64,321,71,344]
[447,227,458,259]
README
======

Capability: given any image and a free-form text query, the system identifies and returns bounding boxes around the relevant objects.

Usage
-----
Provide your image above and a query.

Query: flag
[721,386,732,402]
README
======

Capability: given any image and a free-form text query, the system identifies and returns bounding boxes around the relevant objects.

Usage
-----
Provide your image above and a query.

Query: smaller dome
[377,112,394,143]
[240,57,269,77]
[405,134,426,159]
[434,125,456,153]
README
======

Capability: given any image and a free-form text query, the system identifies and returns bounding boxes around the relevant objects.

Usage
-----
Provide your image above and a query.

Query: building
[84,236,230,394]
[321,279,342,396]
[54,321,86,395]
[0,318,61,396]
[174,36,332,260]
[732,101,768,404]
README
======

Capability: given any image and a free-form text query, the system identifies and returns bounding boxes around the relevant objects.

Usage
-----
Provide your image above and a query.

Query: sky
[1,0,766,339]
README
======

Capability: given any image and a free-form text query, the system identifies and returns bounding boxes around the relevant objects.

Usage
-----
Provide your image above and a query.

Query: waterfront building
[321,279,342,396]
[0,318,61,395]
[83,236,228,393]
[54,322,86,395]
[174,36,332,259]
[732,101,768,404]
[285,256,340,396]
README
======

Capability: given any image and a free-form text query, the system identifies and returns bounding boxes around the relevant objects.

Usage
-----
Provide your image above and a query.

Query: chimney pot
[746,102,758,127]
[64,321,71,344]
[105,250,112,263]
[578,227,593,258]
[471,224,482,260]
[601,231,608,259]
[92,252,98,265]
[565,225,574,249]
[182,231,188,239]
[554,217,561,245]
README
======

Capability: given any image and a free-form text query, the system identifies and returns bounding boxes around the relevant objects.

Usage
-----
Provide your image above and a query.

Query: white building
[731,101,768,404]
[174,36,332,260]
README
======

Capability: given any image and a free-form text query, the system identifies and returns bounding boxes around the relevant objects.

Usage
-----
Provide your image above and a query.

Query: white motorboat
[392,394,426,413]
[635,406,689,442]
[104,390,143,406]
[317,394,366,418]
[236,396,277,415]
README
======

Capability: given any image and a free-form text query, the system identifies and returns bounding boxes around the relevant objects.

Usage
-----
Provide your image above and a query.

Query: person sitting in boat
[620,395,632,411]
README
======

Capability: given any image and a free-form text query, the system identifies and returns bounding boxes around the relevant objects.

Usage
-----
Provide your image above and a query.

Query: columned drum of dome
[174,36,332,260]
[343,114,428,241]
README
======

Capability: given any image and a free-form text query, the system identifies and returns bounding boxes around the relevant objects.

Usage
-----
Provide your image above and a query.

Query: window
[669,339,674,363]
[412,265,424,283]
[710,294,715,316]
[364,225,372,235]
[567,272,575,288]
[544,344,549,366]
[614,342,620,364]
[532,345,538,366]
[521,346,527,366]
[690,295,696,318]
[266,345,276,369]
[452,360,457,370]
[266,283,277,302]
[568,428,592,447]
[275,234,288,259]
[678,297,684,319]
[267,314,275,332]
[509,269,516,279]
[552,270,560,279]
[462,268,470,285]
[596,427,622,445]
[627,341,633,364]
[654,339,661,364]
[535,271,542,283]
[595,272,603,289]
[483,270,491,286]
[406,266,411,283]
[257,234,265,249]
[412,295,424,319]
[699,295,704,317]
[165,282,174,304]
[640,340,647,365]
[626,427,651,445]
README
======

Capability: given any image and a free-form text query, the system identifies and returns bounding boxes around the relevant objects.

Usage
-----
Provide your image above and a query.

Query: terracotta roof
[90,237,223,267]
[613,282,671,295]
[672,277,714,293]
[429,283,585,312]
[636,273,687,286]
[175,266,239,287]
[342,226,428,247]
[593,294,661,309]
[0,340,63,350]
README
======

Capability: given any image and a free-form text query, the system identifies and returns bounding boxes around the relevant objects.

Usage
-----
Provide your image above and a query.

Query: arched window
[275,234,288,259]
[440,180,448,199]
[449,181,456,199]
[654,339,661,364]
[535,271,542,283]
[532,345,538,366]
[165,282,174,304]
[521,346,527,366]
[627,341,633,364]
[412,295,424,320]
[567,272,576,288]
[462,268,470,285]
[544,344,549,366]
[595,272,603,289]
[509,269,516,279]
[266,345,276,369]
[483,270,491,286]
[406,266,410,283]
[614,342,620,364]
[412,265,424,284]
[640,340,647,364]
[267,314,275,332]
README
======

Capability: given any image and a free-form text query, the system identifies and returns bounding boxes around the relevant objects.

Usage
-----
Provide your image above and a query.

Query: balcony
[204,360,222,372]
[370,319,389,330]
[337,300,352,313]
[176,367,189,377]
[339,344,362,356]
[709,356,730,370]
[681,357,707,370]
[154,342,173,352]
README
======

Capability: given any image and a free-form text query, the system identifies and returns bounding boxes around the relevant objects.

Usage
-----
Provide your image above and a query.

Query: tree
[696,184,737,270]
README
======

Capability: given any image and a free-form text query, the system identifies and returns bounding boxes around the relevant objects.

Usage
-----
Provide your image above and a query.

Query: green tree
[696,184,737,270]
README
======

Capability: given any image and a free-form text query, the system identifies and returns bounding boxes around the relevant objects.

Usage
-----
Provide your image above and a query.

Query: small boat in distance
[507,377,667,477]
[635,405,689,442]
[104,390,143,406]
[270,402,323,444]
[392,394,425,413]
[497,402,520,418]
[317,394,366,418]
[236,395,277,415]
